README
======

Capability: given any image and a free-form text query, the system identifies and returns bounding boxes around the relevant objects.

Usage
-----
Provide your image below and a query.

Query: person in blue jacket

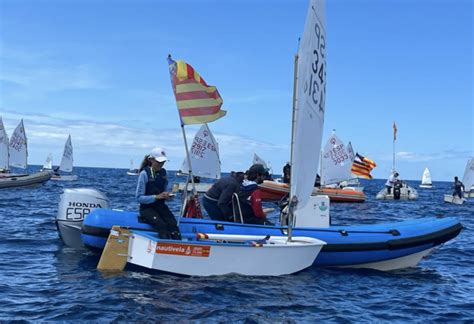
[136,147,181,240]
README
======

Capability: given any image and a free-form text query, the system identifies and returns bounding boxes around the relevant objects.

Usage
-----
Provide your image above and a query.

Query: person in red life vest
[238,164,274,225]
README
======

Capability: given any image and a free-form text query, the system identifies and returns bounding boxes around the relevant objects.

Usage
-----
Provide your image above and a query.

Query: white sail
[290,0,326,211]
[253,153,268,169]
[59,135,74,173]
[180,124,221,179]
[421,167,432,185]
[129,159,135,171]
[462,158,474,191]
[8,119,28,169]
[43,153,53,170]
[320,132,352,186]
[0,117,9,170]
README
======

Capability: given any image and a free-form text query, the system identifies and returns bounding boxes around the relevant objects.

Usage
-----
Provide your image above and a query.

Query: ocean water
[0,166,473,322]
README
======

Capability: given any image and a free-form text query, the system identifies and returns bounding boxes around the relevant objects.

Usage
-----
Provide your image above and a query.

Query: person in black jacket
[203,171,245,221]
[136,147,180,240]
[452,176,465,199]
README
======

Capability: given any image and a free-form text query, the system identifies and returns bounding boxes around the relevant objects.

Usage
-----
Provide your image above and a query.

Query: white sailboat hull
[51,175,78,181]
[128,232,325,276]
[172,182,213,193]
[419,184,433,188]
[444,194,466,205]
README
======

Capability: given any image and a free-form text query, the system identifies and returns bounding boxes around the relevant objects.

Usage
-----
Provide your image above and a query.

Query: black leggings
[140,203,181,240]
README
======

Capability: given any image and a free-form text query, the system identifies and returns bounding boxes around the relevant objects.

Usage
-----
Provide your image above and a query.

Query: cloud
[0,111,286,170]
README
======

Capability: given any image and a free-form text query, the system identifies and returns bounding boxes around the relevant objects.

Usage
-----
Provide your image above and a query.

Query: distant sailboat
[419,168,433,188]
[51,135,78,181]
[42,153,53,171]
[462,158,474,197]
[0,117,9,173]
[173,124,220,193]
[376,122,418,200]
[127,159,139,176]
[0,119,51,188]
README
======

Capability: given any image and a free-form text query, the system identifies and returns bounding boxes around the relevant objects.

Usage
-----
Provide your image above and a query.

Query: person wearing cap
[238,164,274,225]
[136,147,181,240]
[202,171,246,221]
[385,171,399,195]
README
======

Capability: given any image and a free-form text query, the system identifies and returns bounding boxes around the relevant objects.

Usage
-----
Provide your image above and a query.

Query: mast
[288,51,299,241]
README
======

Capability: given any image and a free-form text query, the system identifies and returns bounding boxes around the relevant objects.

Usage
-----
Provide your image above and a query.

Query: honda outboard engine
[56,188,109,248]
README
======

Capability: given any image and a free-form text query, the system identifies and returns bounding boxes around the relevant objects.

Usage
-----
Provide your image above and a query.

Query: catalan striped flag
[351,153,377,179]
[168,56,226,125]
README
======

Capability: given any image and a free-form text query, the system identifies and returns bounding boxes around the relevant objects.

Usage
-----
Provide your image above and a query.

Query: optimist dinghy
[444,194,466,205]
[51,135,78,181]
[98,226,325,276]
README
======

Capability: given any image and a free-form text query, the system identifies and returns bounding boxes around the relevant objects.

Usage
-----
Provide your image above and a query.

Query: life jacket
[183,194,203,218]
[140,166,168,210]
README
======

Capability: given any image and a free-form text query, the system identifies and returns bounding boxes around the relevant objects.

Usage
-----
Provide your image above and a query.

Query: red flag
[393,122,397,141]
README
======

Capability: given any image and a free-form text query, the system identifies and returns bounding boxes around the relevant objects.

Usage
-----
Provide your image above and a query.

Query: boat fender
[339,230,348,236]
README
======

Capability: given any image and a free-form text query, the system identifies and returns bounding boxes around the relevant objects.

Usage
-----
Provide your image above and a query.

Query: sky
[0,0,472,181]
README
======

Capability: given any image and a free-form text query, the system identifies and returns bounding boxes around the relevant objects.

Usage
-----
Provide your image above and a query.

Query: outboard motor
[393,181,402,200]
[56,188,109,248]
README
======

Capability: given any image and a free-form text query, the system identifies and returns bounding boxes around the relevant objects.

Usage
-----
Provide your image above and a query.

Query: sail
[180,124,221,179]
[290,0,326,211]
[252,153,268,170]
[421,168,432,185]
[0,117,9,170]
[320,132,352,186]
[347,141,355,162]
[8,119,28,169]
[129,159,134,171]
[59,135,74,172]
[462,158,474,191]
[43,153,53,170]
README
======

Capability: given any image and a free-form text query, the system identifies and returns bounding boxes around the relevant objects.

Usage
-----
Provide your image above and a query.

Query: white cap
[149,147,168,162]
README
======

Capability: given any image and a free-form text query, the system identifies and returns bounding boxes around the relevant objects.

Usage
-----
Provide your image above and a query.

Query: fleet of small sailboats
[0,119,51,189]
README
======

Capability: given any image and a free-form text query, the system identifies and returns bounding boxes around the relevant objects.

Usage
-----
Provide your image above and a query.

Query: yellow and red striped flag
[168,56,226,125]
[351,153,377,179]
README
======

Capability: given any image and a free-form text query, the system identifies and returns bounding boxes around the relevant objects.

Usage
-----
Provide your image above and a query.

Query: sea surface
[1,166,473,322]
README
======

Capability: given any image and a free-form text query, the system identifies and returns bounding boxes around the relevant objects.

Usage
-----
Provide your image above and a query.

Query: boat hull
[444,194,466,205]
[419,184,433,188]
[128,231,324,276]
[0,171,51,189]
[258,181,366,202]
[171,182,213,193]
[81,209,462,271]
[376,185,419,200]
[50,175,78,181]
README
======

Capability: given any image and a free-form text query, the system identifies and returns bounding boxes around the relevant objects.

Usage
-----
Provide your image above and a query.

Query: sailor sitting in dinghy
[202,171,245,221]
[238,164,274,226]
[136,147,181,240]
